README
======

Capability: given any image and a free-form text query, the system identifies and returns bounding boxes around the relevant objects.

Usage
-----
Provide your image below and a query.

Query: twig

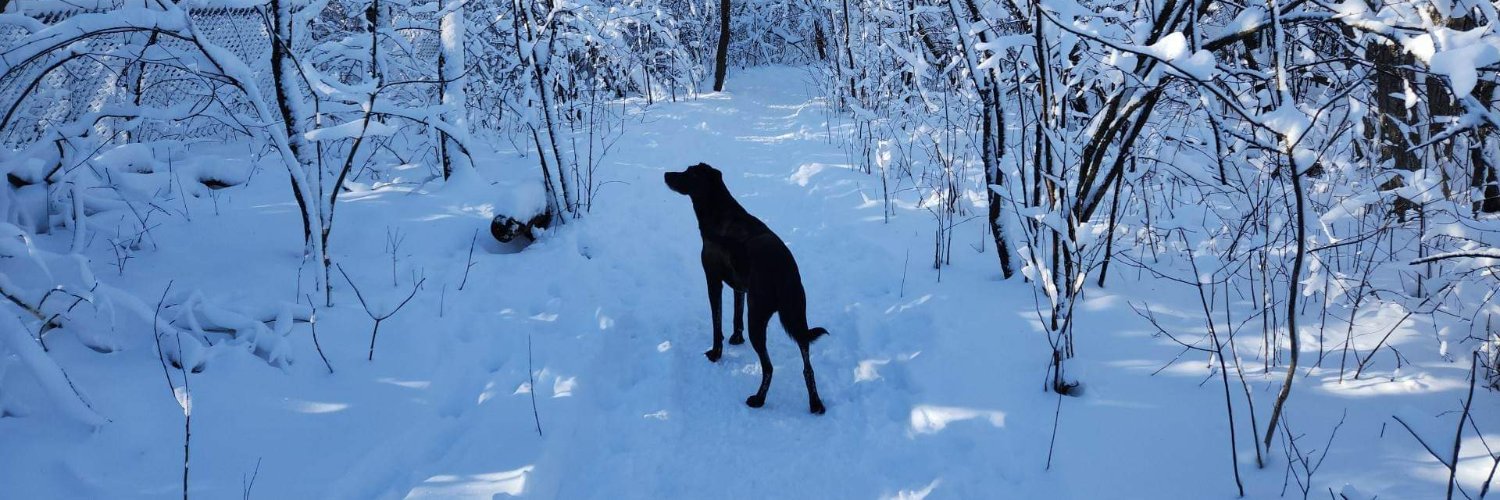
[34,286,90,351]
[1352,311,1414,379]
[385,227,406,287]
[459,229,479,291]
[242,457,261,500]
[1410,251,1500,266]
[1045,390,1061,470]
[1394,415,1452,468]
[151,282,177,406]
[1470,412,1500,498]
[151,281,190,499]
[303,294,333,373]
[337,264,424,361]
[1451,353,1478,500]
[899,246,910,298]
[528,332,543,438]
[172,302,192,500]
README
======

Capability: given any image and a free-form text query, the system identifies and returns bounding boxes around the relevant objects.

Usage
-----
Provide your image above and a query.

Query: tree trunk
[712,0,731,92]
[514,0,571,218]
[269,0,314,246]
[1471,81,1500,214]
[1264,152,1306,450]
[1367,41,1420,217]
[437,0,471,179]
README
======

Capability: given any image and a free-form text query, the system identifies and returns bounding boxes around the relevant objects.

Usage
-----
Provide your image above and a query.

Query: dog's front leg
[729,290,745,345]
[704,277,725,362]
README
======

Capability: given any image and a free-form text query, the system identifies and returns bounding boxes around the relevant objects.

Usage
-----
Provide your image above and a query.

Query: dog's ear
[693,163,723,182]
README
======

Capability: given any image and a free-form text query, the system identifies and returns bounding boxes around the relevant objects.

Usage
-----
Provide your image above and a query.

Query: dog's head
[664,163,724,196]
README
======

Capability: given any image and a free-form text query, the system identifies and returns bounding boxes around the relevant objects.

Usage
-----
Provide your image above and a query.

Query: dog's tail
[782,305,829,344]
[802,327,830,344]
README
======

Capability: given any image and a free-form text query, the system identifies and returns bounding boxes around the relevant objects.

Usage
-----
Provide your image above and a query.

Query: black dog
[665,163,828,414]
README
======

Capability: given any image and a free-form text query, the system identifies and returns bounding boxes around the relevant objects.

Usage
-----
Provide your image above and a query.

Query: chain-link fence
[0,6,276,148]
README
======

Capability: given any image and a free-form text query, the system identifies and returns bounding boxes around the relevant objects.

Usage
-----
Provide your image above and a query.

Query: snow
[1144,32,1189,61]
[304,119,397,142]
[1,66,1496,499]
[0,314,107,426]
[1132,32,1217,81]
[1429,40,1500,99]
[1176,50,1217,80]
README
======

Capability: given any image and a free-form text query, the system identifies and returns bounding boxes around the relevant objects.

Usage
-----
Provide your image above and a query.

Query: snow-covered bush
[796,0,1500,491]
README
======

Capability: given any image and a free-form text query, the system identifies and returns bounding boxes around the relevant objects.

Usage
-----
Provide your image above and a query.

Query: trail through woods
[2,67,1491,499]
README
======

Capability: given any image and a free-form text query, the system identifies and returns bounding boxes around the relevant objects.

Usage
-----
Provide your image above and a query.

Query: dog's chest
[703,240,750,289]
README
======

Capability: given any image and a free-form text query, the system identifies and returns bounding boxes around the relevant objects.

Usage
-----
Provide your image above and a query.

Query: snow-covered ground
[2,66,1491,499]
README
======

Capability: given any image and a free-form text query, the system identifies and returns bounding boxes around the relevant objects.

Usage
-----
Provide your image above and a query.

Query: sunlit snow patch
[882,479,941,500]
[406,465,534,499]
[287,400,351,414]
[553,376,577,398]
[908,405,1006,434]
[790,162,832,186]
[378,378,432,389]
[855,359,890,382]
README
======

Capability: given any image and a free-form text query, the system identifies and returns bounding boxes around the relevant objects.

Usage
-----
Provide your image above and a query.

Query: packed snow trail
[5,66,1488,500]
[402,68,1032,498]
[380,67,1260,499]
[316,67,1496,500]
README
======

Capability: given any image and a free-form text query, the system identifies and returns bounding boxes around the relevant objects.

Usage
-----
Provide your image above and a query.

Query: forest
[2,0,1500,497]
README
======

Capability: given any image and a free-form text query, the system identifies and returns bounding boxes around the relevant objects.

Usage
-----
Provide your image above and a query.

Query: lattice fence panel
[0,5,273,148]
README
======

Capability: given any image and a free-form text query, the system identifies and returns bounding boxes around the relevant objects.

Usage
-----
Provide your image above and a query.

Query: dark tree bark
[1471,81,1500,214]
[956,0,1014,279]
[812,17,827,60]
[1366,42,1421,217]
[1474,137,1500,214]
[1263,152,1306,451]
[712,0,731,92]
[268,0,312,245]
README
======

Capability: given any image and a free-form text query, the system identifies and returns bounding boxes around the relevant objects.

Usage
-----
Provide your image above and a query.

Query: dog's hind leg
[799,342,825,414]
[745,300,774,408]
[779,308,826,414]
[704,278,726,362]
[729,290,746,345]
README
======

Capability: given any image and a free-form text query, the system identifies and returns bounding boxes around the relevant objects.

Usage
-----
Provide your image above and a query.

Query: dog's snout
[664,171,687,194]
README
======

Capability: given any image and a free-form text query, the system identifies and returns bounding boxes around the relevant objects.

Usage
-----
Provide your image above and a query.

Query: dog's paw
[809,400,826,415]
[728,333,744,345]
[746,394,766,408]
[704,349,722,363]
